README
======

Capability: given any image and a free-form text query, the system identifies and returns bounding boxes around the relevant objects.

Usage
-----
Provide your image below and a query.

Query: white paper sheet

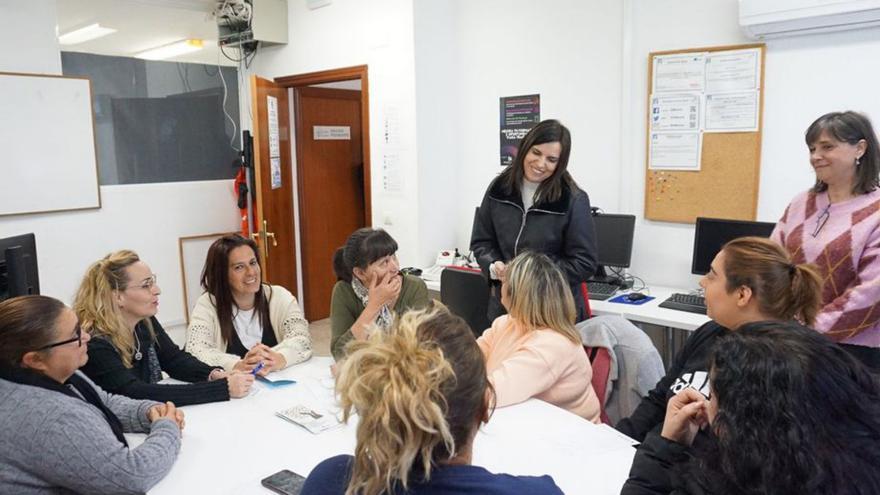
[704,91,759,132]
[270,157,282,189]
[650,93,701,132]
[652,53,706,93]
[267,95,280,158]
[705,48,761,93]
[649,132,702,171]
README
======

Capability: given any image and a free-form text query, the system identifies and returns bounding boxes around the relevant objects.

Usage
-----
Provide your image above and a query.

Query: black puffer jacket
[470,177,598,320]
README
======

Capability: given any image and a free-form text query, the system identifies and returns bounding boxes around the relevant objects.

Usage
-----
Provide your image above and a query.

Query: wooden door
[294,87,365,320]
[250,75,298,296]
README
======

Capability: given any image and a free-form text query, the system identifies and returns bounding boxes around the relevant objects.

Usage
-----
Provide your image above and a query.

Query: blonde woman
[477,251,600,422]
[301,305,563,495]
[75,250,253,406]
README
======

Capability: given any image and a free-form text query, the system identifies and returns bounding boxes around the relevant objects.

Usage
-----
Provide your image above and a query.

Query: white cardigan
[185,285,312,371]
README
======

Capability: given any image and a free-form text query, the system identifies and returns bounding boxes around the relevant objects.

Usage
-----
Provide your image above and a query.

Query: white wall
[0,0,240,333]
[449,0,625,253]
[244,0,427,267]
[0,0,61,74]
[623,0,880,290]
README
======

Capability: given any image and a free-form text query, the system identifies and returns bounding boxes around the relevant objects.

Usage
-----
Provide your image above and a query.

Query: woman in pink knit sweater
[477,252,600,422]
[772,111,880,367]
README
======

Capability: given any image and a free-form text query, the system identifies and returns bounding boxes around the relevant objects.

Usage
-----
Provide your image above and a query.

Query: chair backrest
[441,267,491,337]
[585,346,612,424]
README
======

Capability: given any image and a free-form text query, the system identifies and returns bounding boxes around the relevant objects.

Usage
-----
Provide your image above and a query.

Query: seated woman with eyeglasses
[75,250,254,406]
[623,321,880,494]
[0,295,182,494]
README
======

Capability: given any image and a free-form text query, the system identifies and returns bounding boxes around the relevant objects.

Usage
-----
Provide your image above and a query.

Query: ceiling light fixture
[135,39,204,60]
[58,23,117,45]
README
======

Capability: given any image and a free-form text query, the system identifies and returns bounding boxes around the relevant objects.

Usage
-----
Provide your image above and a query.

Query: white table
[590,285,710,332]
[140,357,635,495]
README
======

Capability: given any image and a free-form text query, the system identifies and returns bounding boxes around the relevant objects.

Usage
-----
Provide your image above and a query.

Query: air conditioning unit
[739,0,880,39]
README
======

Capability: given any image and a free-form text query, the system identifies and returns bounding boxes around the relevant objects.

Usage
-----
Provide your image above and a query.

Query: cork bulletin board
[644,44,766,223]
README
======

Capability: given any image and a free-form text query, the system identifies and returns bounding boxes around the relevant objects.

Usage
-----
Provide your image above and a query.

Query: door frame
[274,65,372,226]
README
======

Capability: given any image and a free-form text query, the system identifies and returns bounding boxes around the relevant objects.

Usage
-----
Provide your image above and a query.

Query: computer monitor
[591,213,636,284]
[0,233,40,301]
[691,217,776,275]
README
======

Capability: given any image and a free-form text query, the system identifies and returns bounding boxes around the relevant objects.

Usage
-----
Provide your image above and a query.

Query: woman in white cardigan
[186,234,312,373]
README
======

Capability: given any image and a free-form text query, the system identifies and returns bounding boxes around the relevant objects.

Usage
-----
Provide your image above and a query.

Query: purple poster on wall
[499,94,540,167]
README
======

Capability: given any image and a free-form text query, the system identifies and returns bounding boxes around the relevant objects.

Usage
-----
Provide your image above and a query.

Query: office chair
[440,266,492,338]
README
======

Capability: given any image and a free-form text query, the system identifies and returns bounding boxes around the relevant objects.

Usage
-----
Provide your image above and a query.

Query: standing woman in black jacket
[470,119,598,322]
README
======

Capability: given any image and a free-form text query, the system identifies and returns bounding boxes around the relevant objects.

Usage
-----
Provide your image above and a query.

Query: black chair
[440,267,491,338]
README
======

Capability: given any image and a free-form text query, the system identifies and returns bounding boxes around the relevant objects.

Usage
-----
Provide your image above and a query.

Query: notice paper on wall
[705,49,761,93]
[704,91,759,132]
[650,93,701,132]
[267,95,280,158]
[271,157,282,189]
[652,53,706,93]
[649,132,702,171]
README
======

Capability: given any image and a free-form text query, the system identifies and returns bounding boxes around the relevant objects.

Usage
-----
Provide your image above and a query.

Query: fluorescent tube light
[58,23,117,45]
[135,39,204,60]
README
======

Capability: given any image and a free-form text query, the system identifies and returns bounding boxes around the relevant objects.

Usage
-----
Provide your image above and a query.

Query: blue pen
[250,362,265,375]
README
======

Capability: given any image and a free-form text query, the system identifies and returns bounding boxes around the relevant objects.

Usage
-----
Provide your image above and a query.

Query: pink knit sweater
[477,315,600,422]
[771,188,880,347]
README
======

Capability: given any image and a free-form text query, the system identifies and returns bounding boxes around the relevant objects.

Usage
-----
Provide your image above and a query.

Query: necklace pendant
[134,351,143,361]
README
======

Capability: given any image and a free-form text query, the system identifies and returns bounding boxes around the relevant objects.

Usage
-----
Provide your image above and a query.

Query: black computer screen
[0,233,40,301]
[691,218,776,275]
[594,214,636,268]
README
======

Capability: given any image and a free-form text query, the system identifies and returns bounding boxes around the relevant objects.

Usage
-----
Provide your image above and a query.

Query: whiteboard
[0,72,100,216]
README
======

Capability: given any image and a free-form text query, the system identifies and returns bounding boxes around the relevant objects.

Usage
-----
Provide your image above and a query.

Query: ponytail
[334,228,399,283]
[722,237,822,326]
[785,264,822,326]
[336,304,490,495]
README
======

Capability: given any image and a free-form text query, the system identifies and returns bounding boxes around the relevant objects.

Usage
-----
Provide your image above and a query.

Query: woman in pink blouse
[772,111,880,368]
[477,251,600,422]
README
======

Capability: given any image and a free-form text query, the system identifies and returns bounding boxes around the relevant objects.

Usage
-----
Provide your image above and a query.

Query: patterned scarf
[352,277,394,331]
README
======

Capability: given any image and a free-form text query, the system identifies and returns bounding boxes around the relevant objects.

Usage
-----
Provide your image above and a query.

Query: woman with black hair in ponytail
[329,228,428,360]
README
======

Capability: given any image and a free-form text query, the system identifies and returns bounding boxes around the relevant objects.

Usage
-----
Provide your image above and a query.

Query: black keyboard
[659,293,707,314]
[587,281,619,301]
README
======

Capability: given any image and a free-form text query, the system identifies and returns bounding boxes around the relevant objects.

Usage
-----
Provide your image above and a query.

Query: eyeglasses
[123,274,158,291]
[35,323,83,351]
[812,205,831,238]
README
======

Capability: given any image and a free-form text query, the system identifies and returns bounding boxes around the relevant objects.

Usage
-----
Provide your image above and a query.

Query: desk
[140,357,635,495]
[590,286,711,365]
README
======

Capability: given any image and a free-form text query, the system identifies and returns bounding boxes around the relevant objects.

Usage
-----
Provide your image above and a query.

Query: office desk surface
[590,285,711,331]
[138,357,636,495]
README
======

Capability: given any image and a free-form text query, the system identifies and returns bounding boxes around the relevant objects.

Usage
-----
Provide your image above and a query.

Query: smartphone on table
[261,469,307,495]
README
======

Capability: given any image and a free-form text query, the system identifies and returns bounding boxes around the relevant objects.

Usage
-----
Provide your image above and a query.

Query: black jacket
[616,321,726,443]
[621,431,708,495]
[82,317,230,406]
[470,177,598,320]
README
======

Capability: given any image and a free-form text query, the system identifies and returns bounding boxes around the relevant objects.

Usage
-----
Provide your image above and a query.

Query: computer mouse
[626,292,648,302]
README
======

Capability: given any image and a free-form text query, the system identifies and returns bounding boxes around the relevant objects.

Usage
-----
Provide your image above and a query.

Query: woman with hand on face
[76,250,253,406]
[616,237,822,443]
[186,234,311,374]
[477,251,600,422]
[471,119,598,322]
[622,321,880,495]
[330,228,429,360]
[771,111,880,367]
[0,295,183,494]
